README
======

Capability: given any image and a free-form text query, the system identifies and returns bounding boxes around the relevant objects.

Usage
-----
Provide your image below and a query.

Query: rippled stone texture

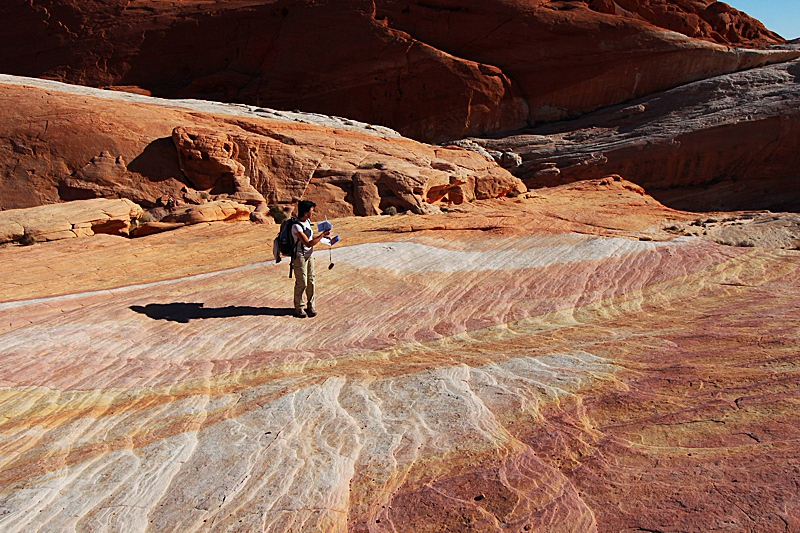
[1,186,798,532]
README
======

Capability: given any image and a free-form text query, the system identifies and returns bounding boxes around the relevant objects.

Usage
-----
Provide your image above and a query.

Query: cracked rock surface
[0,77,522,219]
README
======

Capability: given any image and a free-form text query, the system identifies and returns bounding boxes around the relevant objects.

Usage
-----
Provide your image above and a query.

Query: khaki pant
[292,255,316,312]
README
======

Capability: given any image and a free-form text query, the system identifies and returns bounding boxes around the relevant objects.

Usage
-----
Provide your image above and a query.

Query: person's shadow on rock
[130,302,294,323]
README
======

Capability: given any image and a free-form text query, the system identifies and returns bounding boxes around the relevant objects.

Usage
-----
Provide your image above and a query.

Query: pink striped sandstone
[0,181,798,532]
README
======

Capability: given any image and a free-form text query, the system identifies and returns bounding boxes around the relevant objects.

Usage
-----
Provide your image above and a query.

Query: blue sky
[725,1,800,40]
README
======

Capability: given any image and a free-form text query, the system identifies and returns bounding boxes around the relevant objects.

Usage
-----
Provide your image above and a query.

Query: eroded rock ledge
[0,79,524,242]
[0,198,142,244]
[457,59,800,212]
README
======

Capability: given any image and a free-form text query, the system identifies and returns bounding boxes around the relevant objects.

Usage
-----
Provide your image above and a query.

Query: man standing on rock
[291,200,330,318]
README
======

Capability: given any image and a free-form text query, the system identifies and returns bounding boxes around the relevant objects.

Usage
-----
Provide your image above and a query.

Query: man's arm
[294,226,330,247]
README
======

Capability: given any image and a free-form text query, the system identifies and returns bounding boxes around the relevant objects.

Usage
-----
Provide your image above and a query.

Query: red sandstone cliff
[0,0,792,142]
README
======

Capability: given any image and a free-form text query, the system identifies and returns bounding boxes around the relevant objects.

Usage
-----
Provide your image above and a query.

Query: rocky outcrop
[587,0,783,44]
[170,124,525,218]
[171,128,271,222]
[0,0,794,142]
[0,82,190,211]
[0,79,524,221]
[0,198,142,244]
[459,59,800,212]
[131,199,254,237]
[1,189,798,532]
[666,212,800,249]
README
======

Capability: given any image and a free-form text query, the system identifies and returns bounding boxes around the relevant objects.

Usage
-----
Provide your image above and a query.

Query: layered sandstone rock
[459,59,800,212]
[131,199,255,237]
[668,212,800,249]
[1,190,798,532]
[0,197,143,244]
[0,79,524,220]
[0,0,794,142]
[170,124,525,218]
[586,0,783,44]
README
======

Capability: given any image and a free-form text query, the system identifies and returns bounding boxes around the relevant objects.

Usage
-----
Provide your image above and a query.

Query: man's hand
[305,229,331,247]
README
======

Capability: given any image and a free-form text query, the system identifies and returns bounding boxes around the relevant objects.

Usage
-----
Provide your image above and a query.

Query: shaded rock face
[462,60,800,212]
[0,84,189,210]
[0,0,791,142]
[1,190,799,532]
[0,81,523,219]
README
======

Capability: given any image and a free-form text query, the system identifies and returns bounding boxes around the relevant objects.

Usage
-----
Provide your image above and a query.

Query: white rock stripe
[0,237,691,311]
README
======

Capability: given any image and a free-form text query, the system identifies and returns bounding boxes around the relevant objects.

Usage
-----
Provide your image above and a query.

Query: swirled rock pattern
[1,186,798,532]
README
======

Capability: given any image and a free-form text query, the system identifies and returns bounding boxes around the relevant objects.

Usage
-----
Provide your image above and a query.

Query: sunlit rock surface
[0,77,521,217]
[0,198,143,244]
[0,0,794,142]
[1,184,798,532]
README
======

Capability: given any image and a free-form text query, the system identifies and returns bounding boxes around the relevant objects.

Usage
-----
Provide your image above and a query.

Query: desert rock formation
[1,184,798,532]
[460,59,800,212]
[0,0,795,142]
[0,197,143,244]
[0,78,524,225]
[1,2,798,530]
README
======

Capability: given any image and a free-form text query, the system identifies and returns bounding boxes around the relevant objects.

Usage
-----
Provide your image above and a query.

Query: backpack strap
[288,219,311,279]
[287,218,299,278]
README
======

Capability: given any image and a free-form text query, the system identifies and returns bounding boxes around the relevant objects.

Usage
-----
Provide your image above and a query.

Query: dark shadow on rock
[130,302,294,322]
[127,137,186,184]
[788,61,800,83]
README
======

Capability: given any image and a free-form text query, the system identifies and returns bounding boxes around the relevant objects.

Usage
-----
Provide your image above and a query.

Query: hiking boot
[294,309,307,318]
[306,308,317,318]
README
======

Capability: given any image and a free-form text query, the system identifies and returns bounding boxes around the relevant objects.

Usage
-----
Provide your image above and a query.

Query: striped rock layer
[1,192,798,532]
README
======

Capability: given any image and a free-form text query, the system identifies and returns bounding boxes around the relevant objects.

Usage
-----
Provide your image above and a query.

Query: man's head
[297,200,316,220]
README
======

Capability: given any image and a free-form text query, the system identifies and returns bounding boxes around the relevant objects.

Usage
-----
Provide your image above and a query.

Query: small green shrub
[269,205,287,223]
[139,211,157,223]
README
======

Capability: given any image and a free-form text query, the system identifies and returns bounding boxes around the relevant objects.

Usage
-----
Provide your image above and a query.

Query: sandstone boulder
[0,0,794,142]
[0,198,143,244]
[131,199,254,237]
[160,199,252,226]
